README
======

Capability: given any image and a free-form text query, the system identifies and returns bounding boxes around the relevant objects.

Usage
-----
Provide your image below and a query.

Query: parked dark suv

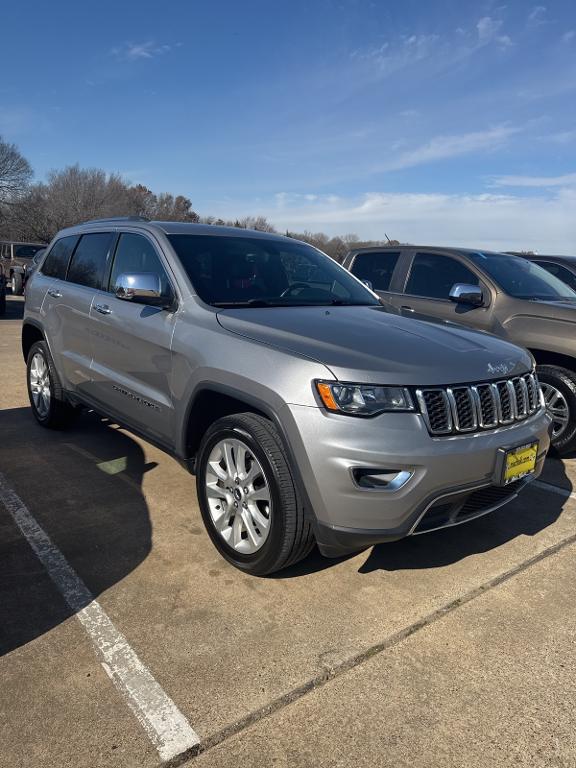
[0,240,46,302]
[344,245,576,454]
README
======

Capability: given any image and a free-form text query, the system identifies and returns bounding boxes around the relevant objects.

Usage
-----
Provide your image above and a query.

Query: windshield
[14,244,44,259]
[468,252,576,301]
[167,234,379,307]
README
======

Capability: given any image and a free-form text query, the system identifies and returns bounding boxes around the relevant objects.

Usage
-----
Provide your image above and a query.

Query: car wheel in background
[26,341,77,429]
[537,364,576,455]
[196,412,315,575]
[11,272,23,295]
[0,285,5,316]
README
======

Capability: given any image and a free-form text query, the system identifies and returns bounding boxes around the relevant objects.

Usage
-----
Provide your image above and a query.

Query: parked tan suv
[345,245,576,454]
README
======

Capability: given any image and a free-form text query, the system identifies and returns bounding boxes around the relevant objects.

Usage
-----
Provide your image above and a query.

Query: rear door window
[41,236,79,280]
[405,252,479,299]
[66,233,114,289]
[350,251,401,291]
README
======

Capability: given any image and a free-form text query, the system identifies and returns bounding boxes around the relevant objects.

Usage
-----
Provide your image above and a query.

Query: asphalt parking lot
[2,293,576,768]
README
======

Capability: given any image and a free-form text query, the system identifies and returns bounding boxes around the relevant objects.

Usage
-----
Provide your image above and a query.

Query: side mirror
[449,283,484,307]
[115,273,164,305]
[362,279,373,290]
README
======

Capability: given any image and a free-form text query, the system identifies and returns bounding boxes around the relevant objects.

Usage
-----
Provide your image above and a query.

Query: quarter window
[109,233,173,299]
[67,233,114,289]
[350,251,400,291]
[405,253,479,300]
[41,236,78,280]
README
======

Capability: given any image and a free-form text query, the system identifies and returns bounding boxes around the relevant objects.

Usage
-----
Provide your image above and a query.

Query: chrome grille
[417,373,542,436]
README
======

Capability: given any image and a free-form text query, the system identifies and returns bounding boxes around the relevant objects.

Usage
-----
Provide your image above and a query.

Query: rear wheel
[11,272,23,295]
[196,413,315,575]
[537,365,576,455]
[26,341,76,429]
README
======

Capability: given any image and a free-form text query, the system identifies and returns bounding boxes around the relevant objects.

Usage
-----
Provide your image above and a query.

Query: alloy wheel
[29,352,51,418]
[541,382,570,439]
[204,438,272,554]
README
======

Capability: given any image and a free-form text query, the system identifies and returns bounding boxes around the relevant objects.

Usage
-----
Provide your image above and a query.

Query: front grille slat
[417,372,542,437]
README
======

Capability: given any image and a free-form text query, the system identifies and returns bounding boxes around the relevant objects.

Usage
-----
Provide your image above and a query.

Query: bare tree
[0,136,32,203]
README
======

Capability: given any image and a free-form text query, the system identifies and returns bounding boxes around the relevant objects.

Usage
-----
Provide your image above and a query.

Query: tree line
[0,136,395,261]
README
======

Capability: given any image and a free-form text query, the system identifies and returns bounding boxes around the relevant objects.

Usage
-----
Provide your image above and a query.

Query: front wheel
[196,413,315,575]
[537,364,576,455]
[26,341,77,429]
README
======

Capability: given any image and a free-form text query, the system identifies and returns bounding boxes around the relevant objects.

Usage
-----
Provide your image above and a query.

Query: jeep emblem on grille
[487,361,514,376]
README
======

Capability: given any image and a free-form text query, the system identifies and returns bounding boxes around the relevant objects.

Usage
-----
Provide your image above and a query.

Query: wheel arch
[181,383,318,528]
[22,320,45,362]
[529,349,576,374]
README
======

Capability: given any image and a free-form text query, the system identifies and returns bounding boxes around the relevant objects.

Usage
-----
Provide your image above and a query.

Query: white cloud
[476,16,513,47]
[527,6,548,27]
[490,172,576,188]
[110,41,176,61]
[378,125,519,173]
[211,189,576,253]
[563,30,575,42]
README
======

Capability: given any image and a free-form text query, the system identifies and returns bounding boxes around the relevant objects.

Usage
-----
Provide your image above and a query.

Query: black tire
[0,285,5,316]
[196,413,315,575]
[537,364,576,455]
[26,340,77,429]
[11,272,23,295]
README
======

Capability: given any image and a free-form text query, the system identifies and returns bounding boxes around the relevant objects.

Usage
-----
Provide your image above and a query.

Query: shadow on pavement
[0,294,25,321]
[0,407,153,656]
[279,459,572,578]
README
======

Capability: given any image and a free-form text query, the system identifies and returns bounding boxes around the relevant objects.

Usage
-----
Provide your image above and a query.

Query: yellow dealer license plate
[503,442,538,485]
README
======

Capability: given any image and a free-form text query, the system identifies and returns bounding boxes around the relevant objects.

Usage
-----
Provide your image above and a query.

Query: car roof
[0,240,46,246]
[58,218,292,243]
[521,253,576,263]
[348,244,514,258]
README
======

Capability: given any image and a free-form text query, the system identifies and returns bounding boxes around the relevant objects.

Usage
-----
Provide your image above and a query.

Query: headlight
[315,381,415,416]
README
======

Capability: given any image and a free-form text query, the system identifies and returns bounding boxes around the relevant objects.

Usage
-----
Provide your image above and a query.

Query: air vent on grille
[417,373,541,437]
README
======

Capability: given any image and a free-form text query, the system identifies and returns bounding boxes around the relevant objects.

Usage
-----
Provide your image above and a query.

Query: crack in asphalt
[172,509,576,765]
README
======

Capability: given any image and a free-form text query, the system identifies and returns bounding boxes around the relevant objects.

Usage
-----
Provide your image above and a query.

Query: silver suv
[23,219,552,574]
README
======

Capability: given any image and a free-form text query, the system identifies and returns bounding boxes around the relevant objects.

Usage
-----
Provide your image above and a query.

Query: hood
[216,305,532,385]
[510,298,576,321]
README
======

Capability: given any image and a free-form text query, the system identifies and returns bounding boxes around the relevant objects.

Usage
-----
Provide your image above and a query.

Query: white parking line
[533,479,576,500]
[0,472,199,762]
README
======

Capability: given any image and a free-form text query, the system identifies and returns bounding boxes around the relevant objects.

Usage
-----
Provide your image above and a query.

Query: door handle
[47,289,62,298]
[401,305,415,313]
[94,303,112,315]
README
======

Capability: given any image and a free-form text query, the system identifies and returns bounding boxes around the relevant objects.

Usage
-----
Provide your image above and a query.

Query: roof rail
[81,216,150,224]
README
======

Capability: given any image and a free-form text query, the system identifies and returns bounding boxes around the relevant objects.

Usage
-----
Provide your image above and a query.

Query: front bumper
[281,404,552,556]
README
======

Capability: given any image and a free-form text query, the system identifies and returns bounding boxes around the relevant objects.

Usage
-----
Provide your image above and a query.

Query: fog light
[352,468,412,490]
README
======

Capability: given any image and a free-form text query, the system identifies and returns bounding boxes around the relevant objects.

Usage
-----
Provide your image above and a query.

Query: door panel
[390,251,495,332]
[41,279,96,392]
[88,232,177,445]
[89,294,176,444]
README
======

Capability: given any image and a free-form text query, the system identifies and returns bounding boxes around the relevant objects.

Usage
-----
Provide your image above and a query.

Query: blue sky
[2,0,576,250]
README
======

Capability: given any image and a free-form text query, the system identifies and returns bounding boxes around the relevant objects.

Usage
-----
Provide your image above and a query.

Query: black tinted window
[533,261,576,292]
[14,244,44,258]
[405,253,479,299]
[67,233,113,289]
[167,235,378,307]
[468,252,576,301]
[109,234,172,299]
[41,236,78,280]
[351,251,400,291]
